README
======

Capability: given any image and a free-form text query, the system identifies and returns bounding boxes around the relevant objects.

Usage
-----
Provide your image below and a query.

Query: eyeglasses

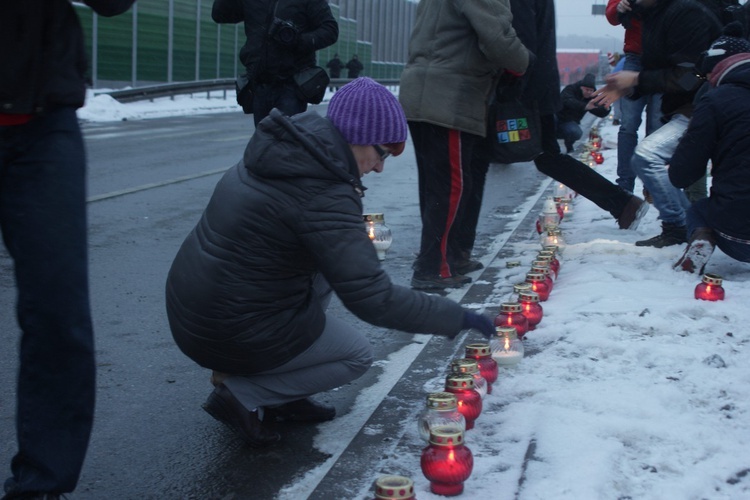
[373,144,391,162]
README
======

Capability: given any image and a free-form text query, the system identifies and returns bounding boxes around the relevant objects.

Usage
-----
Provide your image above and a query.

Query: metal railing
[96,78,402,103]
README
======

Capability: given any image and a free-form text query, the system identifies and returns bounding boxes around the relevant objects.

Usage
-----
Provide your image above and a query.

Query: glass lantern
[464,343,498,395]
[536,197,560,234]
[536,252,560,279]
[541,228,566,253]
[417,392,466,443]
[494,302,529,339]
[363,213,392,261]
[530,265,554,293]
[373,475,416,500]
[518,290,543,330]
[421,428,474,497]
[491,326,524,366]
[695,273,725,301]
[448,359,487,399]
[525,272,551,301]
[510,281,533,303]
[444,374,482,430]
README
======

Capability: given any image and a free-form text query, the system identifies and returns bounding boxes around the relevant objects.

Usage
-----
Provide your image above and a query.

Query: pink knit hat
[327,77,408,156]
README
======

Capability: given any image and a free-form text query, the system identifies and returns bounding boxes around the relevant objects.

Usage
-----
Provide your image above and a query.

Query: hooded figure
[165,78,496,447]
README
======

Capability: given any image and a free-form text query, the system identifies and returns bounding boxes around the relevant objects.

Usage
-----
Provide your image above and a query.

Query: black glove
[495,52,536,102]
[462,310,496,339]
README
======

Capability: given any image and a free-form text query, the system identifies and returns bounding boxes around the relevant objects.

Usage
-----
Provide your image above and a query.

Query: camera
[268,17,298,46]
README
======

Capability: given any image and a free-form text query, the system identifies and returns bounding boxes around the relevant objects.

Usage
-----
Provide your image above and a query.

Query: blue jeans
[631,114,691,226]
[1,108,96,495]
[555,120,582,152]
[687,199,750,263]
[618,53,663,192]
[252,80,308,126]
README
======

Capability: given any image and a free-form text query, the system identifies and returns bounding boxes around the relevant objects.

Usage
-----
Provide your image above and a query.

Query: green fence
[74,1,405,88]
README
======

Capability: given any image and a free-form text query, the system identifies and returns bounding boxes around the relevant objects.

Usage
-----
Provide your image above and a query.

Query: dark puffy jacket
[669,56,750,240]
[166,109,465,374]
[637,0,721,118]
[556,79,609,124]
[212,0,338,83]
[0,0,135,115]
[510,0,561,116]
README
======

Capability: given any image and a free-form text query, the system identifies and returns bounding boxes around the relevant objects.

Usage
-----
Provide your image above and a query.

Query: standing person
[502,0,649,238]
[670,26,750,274]
[212,0,338,126]
[606,0,664,194]
[555,73,611,154]
[0,1,136,499]
[326,53,343,78]
[399,0,530,290]
[592,0,721,248]
[165,78,496,447]
[345,54,364,78]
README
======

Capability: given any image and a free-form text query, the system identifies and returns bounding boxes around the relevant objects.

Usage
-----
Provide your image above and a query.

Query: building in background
[556,49,606,85]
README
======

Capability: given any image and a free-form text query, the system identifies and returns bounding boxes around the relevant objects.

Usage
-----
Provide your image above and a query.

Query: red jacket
[606,0,642,55]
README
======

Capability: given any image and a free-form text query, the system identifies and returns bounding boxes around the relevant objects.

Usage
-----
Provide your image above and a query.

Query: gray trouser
[224,276,374,411]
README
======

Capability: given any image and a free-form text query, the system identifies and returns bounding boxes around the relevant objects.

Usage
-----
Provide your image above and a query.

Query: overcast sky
[556,0,626,39]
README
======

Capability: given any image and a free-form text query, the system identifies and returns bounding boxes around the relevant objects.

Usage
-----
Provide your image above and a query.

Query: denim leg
[715,236,750,263]
[688,200,750,262]
[0,108,95,495]
[555,120,582,151]
[685,198,712,239]
[630,114,691,225]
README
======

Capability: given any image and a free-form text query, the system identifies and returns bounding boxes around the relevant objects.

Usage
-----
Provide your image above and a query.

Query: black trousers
[535,114,631,219]
[409,121,488,278]
[252,80,308,126]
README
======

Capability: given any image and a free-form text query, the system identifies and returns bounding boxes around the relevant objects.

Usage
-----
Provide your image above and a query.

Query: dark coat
[346,57,364,78]
[0,0,135,115]
[166,109,465,374]
[637,0,721,118]
[556,79,609,124]
[326,57,343,78]
[212,0,338,83]
[510,0,561,116]
[669,56,750,240]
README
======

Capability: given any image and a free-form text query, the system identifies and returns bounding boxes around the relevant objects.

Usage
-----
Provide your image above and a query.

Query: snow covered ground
[77,91,750,499]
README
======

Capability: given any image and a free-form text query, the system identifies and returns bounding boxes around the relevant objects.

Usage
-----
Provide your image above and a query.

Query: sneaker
[411,273,471,290]
[673,239,715,274]
[635,223,687,248]
[265,398,336,423]
[617,196,649,230]
[202,383,281,447]
[454,258,483,275]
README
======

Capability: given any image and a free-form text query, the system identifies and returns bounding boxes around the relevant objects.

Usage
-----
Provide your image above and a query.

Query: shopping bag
[487,99,542,164]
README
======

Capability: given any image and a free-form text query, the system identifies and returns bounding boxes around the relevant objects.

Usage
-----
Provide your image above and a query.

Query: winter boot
[617,195,649,230]
[635,222,687,248]
[673,228,715,274]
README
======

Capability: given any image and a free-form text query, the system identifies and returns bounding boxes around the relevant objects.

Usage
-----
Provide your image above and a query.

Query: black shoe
[411,273,471,290]
[202,383,281,447]
[453,258,483,275]
[617,195,649,230]
[635,223,687,248]
[265,398,336,423]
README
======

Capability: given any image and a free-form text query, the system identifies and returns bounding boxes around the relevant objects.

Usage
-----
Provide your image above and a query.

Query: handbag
[235,72,254,114]
[293,66,330,104]
[487,98,542,164]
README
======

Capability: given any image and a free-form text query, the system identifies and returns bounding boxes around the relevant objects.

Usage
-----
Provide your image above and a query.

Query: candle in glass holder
[421,428,474,497]
[594,152,604,164]
[449,359,487,399]
[535,252,559,279]
[464,343,498,395]
[373,475,416,500]
[531,259,555,284]
[540,246,562,272]
[559,198,574,217]
[363,213,392,260]
[525,272,551,301]
[541,227,566,251]
[518,290,543,330]
[695,273,725,301]
[530,266,554,295]
[494,302,529,339]
[491,326,524,366]
[418,392,466,443]
[535,197,560,234]
[510,281,533,303]
[444,374,482,430]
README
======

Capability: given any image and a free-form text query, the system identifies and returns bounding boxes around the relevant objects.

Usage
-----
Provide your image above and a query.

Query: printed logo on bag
[496,116,531,143]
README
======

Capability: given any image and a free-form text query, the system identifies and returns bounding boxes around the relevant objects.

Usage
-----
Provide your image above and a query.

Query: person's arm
[669,96,718,189]
[212,0,244,24]
[83,0,136,17]
[466,0,530,75]
[296,0,339,53]
[605,0,625,26]
[560,84,587,115]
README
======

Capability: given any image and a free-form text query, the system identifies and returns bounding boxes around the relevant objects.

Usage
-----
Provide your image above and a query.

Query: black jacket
[0,0,135,115]
[212,0,338,83]
[557,80,609,124]
[346,58,364,78]
[166,109,465,374]
[637,0,721,118]
[326,57,343,78]
[669,57,750,239]
[510,0,561,116]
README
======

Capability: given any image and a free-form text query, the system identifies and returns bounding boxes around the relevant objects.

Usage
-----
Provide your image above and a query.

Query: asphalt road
[0,105,548,499]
